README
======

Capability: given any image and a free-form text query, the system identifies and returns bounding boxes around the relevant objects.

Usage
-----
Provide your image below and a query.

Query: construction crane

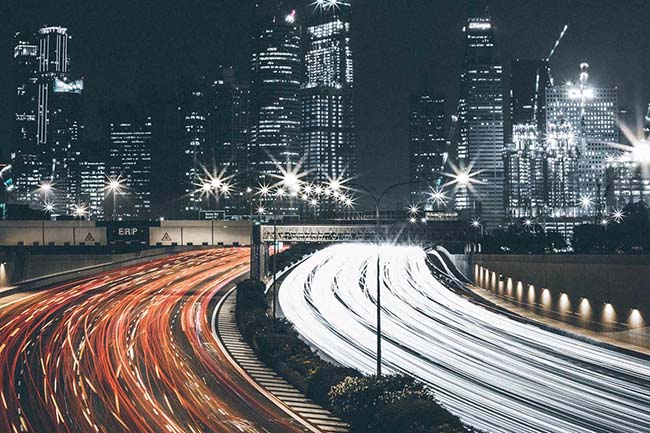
[546,24,569,86]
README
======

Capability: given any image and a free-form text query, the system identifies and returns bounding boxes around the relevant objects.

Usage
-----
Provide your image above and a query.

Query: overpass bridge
[0,220,475,282]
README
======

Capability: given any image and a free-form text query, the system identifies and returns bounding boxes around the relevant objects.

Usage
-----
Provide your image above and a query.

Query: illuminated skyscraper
[109,107,153,220]
[11,33,40,204]
[504,59,551,218]
[456,3,505,227]
[212,67,251,215]
[302,0,356,184]
[180,76,208,217]
[250,3,302,184]
[545,63,619,215]
[79,158,107,220]
[409,94,448,209]
[35,26,84,213]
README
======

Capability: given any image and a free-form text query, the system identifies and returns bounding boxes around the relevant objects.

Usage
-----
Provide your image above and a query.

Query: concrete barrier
[452,253,650,335]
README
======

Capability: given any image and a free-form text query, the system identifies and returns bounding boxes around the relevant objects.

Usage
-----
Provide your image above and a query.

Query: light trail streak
[0,249,306,432]
[280,244,650,433]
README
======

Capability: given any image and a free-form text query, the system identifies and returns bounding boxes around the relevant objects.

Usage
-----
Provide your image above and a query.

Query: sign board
[104,221,151,245]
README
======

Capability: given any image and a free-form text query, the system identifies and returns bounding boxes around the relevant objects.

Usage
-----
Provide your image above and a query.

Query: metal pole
[374,198,383,376]
[272,197,278,319]
[112,191,116,221]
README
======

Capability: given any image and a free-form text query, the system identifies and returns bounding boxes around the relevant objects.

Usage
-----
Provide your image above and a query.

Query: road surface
[279,244,650,433]
[0,248,308,433]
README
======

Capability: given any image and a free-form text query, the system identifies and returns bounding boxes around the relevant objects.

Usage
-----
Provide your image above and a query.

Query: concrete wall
[453,254,649,332]
[0,221,107,246]
[1,246,210,286]
[150,221,251,246]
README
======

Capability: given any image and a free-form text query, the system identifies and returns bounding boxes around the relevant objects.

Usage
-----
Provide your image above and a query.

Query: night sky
[1,0,650,196]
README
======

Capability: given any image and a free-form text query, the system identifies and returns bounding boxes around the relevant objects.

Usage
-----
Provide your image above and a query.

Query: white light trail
[280,244,650,433]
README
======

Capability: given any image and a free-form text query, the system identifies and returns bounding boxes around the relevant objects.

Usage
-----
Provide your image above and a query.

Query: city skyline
[2,0,650,199]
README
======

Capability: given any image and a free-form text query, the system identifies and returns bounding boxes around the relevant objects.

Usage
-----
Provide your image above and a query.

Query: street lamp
[612,208,625,223]
[104,176,124,221]
[347,179,430,376]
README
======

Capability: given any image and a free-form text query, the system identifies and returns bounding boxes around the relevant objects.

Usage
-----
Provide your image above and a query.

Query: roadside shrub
[328,375,436,432]
[307,365,362,406]
[374,397,463,433]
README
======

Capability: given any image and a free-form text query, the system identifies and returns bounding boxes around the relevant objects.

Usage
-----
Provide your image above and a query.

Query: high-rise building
[48,76,84,211]
[545,119,580,211]
[180,76,208,217]
[249,3,302,185]
[504,59,551,218]
[408,94,448,209]
[302,1,356,185]
[109,107,153,220]
[212,67,251,216]
[36,26,84,213]
[545,63,619,215]
[36,26,70,146]
[456,3,505,227]
[11,33,40,204]
[79,159,107,220]
[503,124,545,217]
[605,157,650,207]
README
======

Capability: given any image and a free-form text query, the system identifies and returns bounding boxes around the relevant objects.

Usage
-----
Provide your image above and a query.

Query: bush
[328,375,438,432]
[374,397,463,433]
[307,365,362,406]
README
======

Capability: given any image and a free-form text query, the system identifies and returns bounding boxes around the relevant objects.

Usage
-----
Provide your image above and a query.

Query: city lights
[612,208,625,223]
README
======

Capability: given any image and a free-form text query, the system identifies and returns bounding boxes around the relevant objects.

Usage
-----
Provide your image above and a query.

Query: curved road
[0,248,307,433]
[279,244,650,433]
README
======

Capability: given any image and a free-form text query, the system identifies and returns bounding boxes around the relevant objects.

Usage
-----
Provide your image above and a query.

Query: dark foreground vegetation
[235,275,473,433]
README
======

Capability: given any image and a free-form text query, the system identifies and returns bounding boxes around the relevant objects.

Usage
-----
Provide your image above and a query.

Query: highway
[279,244,650,433]
[0,248,308,433]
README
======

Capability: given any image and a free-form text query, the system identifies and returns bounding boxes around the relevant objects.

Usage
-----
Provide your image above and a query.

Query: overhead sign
[104,221,151,245]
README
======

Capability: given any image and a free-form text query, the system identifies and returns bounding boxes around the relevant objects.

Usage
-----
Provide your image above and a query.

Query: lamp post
[348,180,425,376]
[104,176,124,221]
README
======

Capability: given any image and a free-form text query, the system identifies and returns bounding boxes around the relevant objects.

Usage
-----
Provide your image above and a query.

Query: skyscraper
[36,26,84,213]
[11,33,40,204]
[212,67,251,215]
[545,63,619,215]
[456,3,505,227]
[180,76,208,217]
[79,159,107,220]
[302,0,356,185]
[504,59,551,218]
[408,94,448,209]
[37,26,70,146]
[109,107,153,220]
[249,3,302,184]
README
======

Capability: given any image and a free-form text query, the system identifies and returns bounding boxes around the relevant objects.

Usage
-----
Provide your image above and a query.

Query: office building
[11,33,40,204]
[302,1,356,185]
[545,63,619,215]
[408,94,448,209]
[249,3,302,184]
[109,107,153,220]
[180,76,209,217]
[457,3,505,227]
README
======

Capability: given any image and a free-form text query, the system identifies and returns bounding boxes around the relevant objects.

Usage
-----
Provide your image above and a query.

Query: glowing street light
[104,175,125,221]
[430,186,448,208]
[600,218,609,227]
[524,219,533,227]
[408,204,420,216]
[72,203,89,219]
[578,194,593,209]
[409,217,417,224]
[257,206,266,215]
[38,181,53,197]
[612,208,625,223]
